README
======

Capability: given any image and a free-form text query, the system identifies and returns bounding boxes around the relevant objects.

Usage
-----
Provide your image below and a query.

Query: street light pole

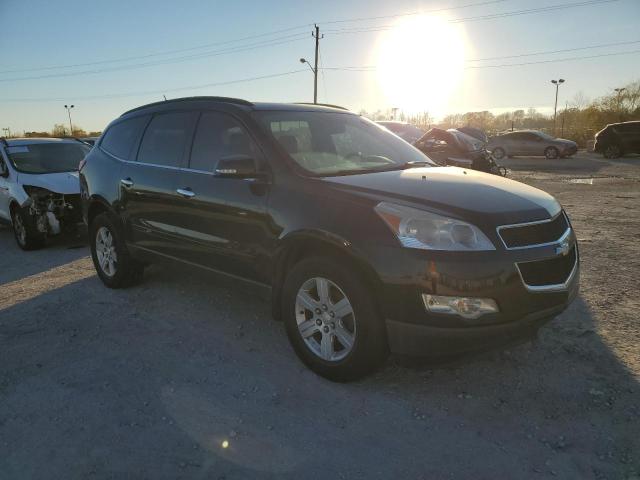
[64,104,75,136]
[551,79,565,136]
[614,87,626,122]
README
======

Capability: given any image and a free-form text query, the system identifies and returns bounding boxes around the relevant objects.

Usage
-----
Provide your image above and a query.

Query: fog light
[422,294,499,320]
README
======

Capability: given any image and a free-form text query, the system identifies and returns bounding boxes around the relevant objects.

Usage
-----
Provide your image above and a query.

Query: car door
[119,111,198,258]
[0,151,12,221]
[521,132,542,155]
[170,110,273,283]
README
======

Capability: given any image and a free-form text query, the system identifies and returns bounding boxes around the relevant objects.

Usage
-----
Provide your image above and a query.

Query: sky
[0,0,639,134]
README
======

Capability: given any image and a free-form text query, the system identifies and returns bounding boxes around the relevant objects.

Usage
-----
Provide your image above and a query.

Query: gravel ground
[1,152,638,479]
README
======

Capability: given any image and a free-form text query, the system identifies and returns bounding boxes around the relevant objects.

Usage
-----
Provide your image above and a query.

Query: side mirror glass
[215,154,258,178]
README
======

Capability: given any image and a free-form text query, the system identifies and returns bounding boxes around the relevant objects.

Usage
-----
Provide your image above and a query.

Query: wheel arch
[270,230,382,321]
[87,195,116,227]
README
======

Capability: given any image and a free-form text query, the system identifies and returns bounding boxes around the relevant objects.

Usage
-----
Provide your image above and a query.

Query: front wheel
[282,257,388,381]
[545,147,559,159]
[89,213,144,288]
[11,206,45,250]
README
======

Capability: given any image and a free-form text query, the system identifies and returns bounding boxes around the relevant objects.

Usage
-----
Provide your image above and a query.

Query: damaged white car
[0,138,90,250]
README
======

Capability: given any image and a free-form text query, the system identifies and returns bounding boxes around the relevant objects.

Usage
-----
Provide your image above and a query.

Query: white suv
[0,138,90,250]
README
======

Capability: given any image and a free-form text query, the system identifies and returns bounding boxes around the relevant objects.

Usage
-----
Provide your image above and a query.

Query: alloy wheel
[295,277,356,362]
[95,226,118,277]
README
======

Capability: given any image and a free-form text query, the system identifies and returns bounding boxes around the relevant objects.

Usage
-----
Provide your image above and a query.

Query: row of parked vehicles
[379,119,640,161]
[0,97,584,380]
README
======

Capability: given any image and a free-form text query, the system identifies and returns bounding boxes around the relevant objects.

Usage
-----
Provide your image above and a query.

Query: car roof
[4,137,87,146]
[120,96,352,117]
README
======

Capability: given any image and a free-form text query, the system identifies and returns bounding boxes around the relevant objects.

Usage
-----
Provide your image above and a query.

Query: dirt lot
[1,152,638,479]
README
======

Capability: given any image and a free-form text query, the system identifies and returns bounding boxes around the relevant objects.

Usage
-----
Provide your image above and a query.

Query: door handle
[120,178,134,188]
[176,188,196,198]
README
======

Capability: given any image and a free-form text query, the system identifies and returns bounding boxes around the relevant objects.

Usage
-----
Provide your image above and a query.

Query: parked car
[593,121,640,158]
[488,130,577,159]
[80,97,579,381]
[0,137,88,249]
[80,136,100,146]
[377,121,425,144]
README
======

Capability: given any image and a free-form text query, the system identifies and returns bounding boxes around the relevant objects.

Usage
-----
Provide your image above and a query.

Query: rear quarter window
[100,115,150,160]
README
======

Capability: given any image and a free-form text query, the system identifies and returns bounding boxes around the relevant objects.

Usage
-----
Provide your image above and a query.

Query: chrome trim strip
[497,211,570,250]
[515,247,579,293]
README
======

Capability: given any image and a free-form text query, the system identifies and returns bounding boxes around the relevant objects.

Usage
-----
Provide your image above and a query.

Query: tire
[603,144,622,159]
[281,257,388,381]
[89,212,144,288]
[492,147,506,160]
[545,147,559,159]
[11,205,45,251]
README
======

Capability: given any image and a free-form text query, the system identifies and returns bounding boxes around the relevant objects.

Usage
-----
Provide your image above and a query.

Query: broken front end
[22,186,82,235]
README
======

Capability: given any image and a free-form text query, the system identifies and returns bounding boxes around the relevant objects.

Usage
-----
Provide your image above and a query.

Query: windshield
[254,111,434,176]
[6,143,90,174]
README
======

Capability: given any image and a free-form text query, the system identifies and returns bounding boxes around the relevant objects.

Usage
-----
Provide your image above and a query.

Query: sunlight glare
[376,15,466,116]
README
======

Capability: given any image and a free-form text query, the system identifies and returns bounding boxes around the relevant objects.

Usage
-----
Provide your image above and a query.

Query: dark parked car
[488,130,577,159]
[80,97,579,381]
[594,121,640,158]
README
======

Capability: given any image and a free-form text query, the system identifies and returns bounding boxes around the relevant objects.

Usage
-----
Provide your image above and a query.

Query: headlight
[375,202,495,251]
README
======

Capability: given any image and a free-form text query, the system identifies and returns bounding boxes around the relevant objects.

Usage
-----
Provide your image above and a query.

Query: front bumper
[365,230,580,356]
[386,282,577,356]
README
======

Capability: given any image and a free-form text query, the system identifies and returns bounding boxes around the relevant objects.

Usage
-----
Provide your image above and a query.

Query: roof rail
[121,96,254,116]
[295,102,349,111]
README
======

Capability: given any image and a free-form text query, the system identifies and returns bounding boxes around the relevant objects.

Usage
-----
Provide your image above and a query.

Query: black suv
[594,120,640,158]
[80,97,579,381]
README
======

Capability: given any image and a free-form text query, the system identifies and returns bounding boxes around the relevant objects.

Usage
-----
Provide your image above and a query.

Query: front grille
[499,213,569,249]
[517,246,577,287]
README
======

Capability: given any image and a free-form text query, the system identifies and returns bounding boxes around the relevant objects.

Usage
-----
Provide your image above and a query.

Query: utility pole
[64,104,75,136]
[313,25,322,104]
[614,87,626,122]
[2,127,10,138]
[551,79,565,136]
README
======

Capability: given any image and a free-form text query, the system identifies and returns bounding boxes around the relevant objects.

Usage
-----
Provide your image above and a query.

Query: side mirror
[214,154,259,178]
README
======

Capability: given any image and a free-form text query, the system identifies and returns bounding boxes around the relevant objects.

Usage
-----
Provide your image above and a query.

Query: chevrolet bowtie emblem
[555,239,571,256]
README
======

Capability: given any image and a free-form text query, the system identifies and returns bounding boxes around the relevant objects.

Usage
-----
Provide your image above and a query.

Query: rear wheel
[11,206,45,250]
[603,144,622,159]
[545,147,559,159]
[90,212,144,288]
[282,257,388,381]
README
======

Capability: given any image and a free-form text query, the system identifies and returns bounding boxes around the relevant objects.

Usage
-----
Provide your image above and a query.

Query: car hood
[18,171,80,195]
[322,166,561,226]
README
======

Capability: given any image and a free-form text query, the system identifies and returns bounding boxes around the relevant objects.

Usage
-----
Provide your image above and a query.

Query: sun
[376,15,466,116]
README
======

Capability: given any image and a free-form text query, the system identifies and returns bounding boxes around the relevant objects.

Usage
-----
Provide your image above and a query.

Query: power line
[467,39,640,61]
[0,69,308,103]
[0,0,513,75]
[0,25,313,75]
[319,0,513,25]
[324,0,620,34]
[321,48,640,71]
[0,34,308,82]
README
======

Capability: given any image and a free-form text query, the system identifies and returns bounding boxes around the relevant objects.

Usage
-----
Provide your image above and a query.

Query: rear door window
[100,115,149,160]
[138,112,197,167]
[189,112,261,172]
